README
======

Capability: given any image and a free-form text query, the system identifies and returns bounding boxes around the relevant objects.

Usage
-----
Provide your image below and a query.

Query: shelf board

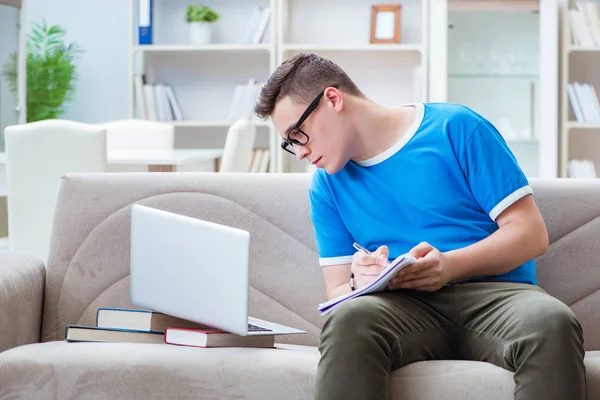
[448,73,538,79]
[157,120,271,128]
[568,46,600,53]
[568,122,600,129]
[133,44,272,53]
[281,43,422,53]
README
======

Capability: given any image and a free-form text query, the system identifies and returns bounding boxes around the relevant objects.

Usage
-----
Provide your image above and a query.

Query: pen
[353,242,371,254]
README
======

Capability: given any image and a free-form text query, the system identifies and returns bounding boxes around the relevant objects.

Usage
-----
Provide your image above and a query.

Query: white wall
[24,0,129,123]
[0,4,19,147]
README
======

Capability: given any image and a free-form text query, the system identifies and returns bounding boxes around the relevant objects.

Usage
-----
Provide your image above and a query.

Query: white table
[0,149,224,196]
[107,149,224,172]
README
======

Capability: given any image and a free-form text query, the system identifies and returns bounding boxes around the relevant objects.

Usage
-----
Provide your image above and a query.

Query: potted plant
[186,4,220,45]
[1,19,82,122]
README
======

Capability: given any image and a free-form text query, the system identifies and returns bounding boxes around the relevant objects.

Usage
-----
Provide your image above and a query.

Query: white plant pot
[189,22,212,45]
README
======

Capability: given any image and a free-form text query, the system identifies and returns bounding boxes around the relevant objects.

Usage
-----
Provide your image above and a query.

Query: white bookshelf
[559,1,600,178]
[276,0,429,172]
[128,0,280,172]
[429,0,559,178]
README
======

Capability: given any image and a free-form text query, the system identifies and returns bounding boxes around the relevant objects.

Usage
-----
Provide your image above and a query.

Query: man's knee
[320,295,392,345]
[323,295,385,331]
[520,295,582,345]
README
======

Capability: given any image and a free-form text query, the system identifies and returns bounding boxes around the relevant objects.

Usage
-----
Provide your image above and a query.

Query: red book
[165,327,275,348]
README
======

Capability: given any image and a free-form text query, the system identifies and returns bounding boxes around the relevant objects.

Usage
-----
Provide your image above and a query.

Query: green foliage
[1,20,82,122]
[186,5,220,23]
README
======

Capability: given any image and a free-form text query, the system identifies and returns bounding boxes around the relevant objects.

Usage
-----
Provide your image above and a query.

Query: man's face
[271,89,347,174]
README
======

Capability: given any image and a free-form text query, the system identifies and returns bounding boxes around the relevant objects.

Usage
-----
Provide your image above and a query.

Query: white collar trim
[354,103,424,167]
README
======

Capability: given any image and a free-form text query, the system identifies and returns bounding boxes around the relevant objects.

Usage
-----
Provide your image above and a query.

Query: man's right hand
[351,245,389,289]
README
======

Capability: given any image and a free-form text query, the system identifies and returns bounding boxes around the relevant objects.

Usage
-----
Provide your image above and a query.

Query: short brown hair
[254,53,365,119]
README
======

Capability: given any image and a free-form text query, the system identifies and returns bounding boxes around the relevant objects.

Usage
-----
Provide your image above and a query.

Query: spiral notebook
[317,254,417,315]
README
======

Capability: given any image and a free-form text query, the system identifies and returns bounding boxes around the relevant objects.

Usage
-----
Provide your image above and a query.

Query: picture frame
[370,5,401,44]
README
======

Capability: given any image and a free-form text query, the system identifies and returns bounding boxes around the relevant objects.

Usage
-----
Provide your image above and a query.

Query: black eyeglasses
[281,85,338,155]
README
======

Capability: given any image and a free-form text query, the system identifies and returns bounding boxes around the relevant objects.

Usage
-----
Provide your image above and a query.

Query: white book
[252,7,271,44]
[241,78,256,120]
[584,160,598,178]
[575,1,600,46]
[571,9,595,46]
[584,83,600,121]
[153,84,165,121]
[258,149,270,173]
[577,2,600,47]
[134,75,147,120]
[588,2,600,47]
[249,149,261,173]
[143,84,157,121]
[228,85,244,120]
[568,83,585,122]
[243,7,263,44]
[574,82,595,121]
[317,254,417,315]
[164,84,184,121]
[158,84,173,121]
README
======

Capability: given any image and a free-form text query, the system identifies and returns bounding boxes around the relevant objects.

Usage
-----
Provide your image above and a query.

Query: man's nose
[295,145,309,160]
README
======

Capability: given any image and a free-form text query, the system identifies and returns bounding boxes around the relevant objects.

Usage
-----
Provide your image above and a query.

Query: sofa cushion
[2,341,600,400]
[0,342,319,400]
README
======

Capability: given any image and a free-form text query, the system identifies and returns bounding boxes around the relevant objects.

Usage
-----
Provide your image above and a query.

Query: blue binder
[138,0,153,45]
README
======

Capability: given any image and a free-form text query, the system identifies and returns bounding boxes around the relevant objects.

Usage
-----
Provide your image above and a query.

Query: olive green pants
[316,282,586,400]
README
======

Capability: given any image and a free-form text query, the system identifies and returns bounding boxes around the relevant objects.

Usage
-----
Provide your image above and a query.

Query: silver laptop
[129,204,305,337]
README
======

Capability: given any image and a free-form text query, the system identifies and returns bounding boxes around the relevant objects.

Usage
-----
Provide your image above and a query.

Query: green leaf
[0,19,84,122]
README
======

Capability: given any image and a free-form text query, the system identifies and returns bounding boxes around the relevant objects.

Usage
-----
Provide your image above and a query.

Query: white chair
[219,119,257,173]
[97,119,174,152]
[4,119,107,263]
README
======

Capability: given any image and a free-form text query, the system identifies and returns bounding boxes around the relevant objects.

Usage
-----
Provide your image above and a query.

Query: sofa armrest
[0,250,45,353]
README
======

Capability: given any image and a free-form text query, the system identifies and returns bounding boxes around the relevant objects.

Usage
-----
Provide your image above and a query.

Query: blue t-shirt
[309,102,536,285]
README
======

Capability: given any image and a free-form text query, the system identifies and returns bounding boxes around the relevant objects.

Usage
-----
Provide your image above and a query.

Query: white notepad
[317,254,417,315]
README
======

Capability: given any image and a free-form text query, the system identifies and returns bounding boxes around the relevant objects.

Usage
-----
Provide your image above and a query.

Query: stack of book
[569,2,600,47]
[229,78,263,121]
[568,159,598,178]
[567,82,600,122]
[248,148,270,173]
[242,6,271,44]
[65,308,275,348]
[134,76,184,122]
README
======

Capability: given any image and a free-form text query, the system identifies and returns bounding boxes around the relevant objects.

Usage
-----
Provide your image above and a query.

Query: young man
[254,53,585,400]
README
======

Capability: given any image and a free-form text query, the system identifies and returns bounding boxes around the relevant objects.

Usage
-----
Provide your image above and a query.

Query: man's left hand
[386,242,453,292]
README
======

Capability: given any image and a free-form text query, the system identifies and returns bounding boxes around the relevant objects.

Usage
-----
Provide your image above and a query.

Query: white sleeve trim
[319,255,353,267]
[489,185,533,221]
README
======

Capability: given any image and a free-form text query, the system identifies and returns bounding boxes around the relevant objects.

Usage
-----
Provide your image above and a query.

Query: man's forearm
[327,281,353,301]
[445,220,548,282]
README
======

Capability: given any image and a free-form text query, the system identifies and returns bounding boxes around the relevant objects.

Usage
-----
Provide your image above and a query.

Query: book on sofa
[64,325,165,344]
[164,327,275,348]
[96,307,214,333]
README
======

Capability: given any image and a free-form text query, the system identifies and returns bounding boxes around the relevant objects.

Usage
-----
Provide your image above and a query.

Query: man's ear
[324,86,343,112]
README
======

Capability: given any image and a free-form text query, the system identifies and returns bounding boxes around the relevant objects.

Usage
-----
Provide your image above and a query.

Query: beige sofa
[1,173,600,400]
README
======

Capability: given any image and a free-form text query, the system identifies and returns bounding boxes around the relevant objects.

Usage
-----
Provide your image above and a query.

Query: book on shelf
[248,148,270,173]
[136,79,184,122]
[165,327,275,348]
[567,82,600,122]
[65,325,165,344]
[569,2,600,47]
[137,0,153,45]
[568,159,598,178]
[96,307,214,334]
[229,78,263,121]
[243,6,271,44]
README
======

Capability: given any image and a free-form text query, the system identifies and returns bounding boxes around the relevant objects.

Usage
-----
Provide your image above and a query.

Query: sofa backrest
[40,174,600,350]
